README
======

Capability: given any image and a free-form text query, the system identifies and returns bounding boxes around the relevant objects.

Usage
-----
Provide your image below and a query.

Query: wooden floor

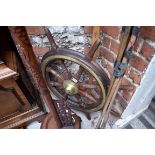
[124,99,155,129]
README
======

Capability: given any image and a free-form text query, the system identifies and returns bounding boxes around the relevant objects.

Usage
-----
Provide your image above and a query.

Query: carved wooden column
[9,26,62,128]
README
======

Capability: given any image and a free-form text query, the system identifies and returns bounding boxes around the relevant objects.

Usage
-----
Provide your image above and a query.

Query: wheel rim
[41,50,109,113]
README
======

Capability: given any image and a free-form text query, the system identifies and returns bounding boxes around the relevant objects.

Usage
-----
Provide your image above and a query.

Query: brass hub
[63,80,78,95]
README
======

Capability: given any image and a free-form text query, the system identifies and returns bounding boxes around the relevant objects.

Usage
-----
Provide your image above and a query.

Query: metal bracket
[113,50,132,78]
[113,61,127,78]
[132,26,140,37]
[124,50,132,60]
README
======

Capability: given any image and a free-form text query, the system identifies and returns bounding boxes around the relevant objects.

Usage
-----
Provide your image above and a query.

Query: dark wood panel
[9,26,62,128]
[0,76,32,121]
[0,88,21,118]
[0,27,46,129]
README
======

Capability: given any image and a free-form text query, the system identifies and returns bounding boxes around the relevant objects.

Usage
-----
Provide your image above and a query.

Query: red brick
[99,47,115,63]
[140,42,154,60]
[129,54,148,72]
[102,26,120,39]
[133,37,143,52]
[101,58,113,77]
[129,69,141,85]
[102,37,110,49]
[26,26,45,35]
[101,57,107,68]
[121,77,132,86]
[33,47,49,56]
[84,26,93,34]
[124,67,130,76]
[115,93,128,109]
[120,83,136,93]
[120,77,136,99]
[140,26,155,41]
[128,84,136,94]
[122,90,132,102]
[110,40,120,54]
[106,63,114,76]
[84,44,91,53]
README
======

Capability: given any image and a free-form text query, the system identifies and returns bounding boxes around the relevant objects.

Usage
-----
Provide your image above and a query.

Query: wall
[84,26,155,115]
[26,26,86,63]
[26,26,155,117]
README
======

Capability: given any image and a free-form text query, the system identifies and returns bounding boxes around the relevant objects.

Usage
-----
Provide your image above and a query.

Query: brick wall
[84,26,155,113]
[26,26,155,115]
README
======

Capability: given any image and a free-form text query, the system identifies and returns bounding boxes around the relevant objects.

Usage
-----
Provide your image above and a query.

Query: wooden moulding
[0,64,17,81]
[9,26,62,128]
[0,106,45,129]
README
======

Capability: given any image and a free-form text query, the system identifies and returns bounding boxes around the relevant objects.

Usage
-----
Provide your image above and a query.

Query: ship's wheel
[41,38,109,114]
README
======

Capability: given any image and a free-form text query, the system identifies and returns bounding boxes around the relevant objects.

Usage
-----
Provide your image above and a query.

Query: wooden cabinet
[0,64,31,122]
[0,27,47,129]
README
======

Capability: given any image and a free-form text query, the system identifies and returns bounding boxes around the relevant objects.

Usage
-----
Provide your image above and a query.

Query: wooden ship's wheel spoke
[73,66,84,81]
[78,83,99,90]
[78,90,98,104]
[46,67,64,82]
[58,60,72,79]
[49,81,62,87]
